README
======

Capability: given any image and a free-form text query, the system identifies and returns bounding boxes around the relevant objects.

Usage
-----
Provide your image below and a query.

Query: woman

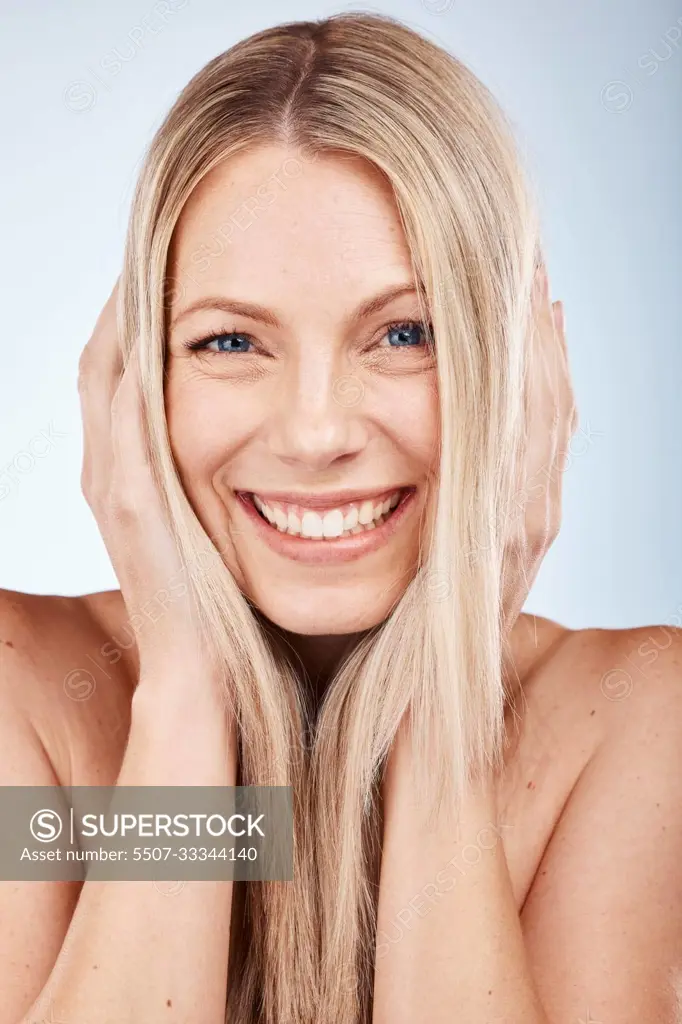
[1,11,680,1024]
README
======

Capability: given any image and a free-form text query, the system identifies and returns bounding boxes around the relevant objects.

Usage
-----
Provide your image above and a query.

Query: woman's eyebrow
[169,297,282,331]
[168,284,420,332]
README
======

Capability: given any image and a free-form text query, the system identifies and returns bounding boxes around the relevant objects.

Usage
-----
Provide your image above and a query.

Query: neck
[290,631,361,682]
[273,628,364,707]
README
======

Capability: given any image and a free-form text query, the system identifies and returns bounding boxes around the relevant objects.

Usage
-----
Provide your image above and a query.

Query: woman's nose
[265,355,369,473]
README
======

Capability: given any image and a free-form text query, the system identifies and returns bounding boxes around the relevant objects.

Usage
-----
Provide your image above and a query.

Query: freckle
[0,639,14,647]
[590,709,595,716]
[527,780,535,789]
[487,989,492,995]
[167,998,172,1007]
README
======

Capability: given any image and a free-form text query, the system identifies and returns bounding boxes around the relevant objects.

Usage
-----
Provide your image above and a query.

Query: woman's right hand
[77,279,230,713]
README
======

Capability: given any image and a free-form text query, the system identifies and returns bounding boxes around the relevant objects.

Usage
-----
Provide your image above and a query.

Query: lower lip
[235,490,416,565]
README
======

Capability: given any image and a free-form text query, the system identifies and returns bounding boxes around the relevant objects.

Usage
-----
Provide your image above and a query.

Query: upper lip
[239,486,412,509]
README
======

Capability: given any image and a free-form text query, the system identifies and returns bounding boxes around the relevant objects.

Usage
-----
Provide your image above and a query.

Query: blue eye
[185,331,253,354]
[384,321,432,347]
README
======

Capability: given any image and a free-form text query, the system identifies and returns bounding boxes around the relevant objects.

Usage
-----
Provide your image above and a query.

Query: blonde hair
[118,12,539,1023]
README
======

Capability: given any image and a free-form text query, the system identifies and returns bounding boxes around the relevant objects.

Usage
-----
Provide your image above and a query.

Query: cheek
[379,374,440,470]
[164,370,258,489]
[164,373,254,581]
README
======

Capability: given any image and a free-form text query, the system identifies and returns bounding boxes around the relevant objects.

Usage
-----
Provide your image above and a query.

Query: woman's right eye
[183,331,254,354]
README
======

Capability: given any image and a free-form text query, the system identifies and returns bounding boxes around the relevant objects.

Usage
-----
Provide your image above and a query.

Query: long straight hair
[118,12,539,1023]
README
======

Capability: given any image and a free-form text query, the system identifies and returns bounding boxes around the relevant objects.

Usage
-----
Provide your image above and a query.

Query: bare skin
[2,587,681,1022]
[2,145,681,1021]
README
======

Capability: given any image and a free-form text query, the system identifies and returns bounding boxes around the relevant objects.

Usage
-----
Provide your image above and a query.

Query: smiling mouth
[243,488,412,540]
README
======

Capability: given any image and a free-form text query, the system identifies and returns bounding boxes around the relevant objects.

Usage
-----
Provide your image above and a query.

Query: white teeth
[301,511,324,539]
[273,506,288,531]
[322,509,344,538]
[287,510,301,535]
[343,507,359,530]
[358,500,375,525]
[250,489,406,539]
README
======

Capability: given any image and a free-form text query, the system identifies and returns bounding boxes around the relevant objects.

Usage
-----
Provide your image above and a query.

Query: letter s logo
[30,809,63,842]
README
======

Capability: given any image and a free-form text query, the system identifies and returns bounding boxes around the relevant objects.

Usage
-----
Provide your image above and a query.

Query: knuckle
[106,487,139,529]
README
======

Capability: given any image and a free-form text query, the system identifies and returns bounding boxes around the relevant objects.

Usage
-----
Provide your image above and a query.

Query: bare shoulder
[515,612,682,736]
[0,587,135,786]
[499,613,682,907]
[540,615,682,801]
[515,619,682,1019]
[506,611,682,793]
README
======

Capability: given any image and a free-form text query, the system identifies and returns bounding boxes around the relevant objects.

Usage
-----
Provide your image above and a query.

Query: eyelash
[182,320,434,355]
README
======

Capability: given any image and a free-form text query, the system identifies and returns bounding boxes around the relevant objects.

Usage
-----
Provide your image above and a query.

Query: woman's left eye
[382,321,433,348]
[184,331,254,354]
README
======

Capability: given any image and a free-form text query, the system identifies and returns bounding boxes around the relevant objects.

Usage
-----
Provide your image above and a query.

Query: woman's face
[165,144,439,635]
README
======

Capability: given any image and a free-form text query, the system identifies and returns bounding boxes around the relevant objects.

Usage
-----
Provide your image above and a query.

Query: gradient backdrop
[1,0,680,632]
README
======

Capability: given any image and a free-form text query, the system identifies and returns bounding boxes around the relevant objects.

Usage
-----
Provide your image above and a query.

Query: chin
[245,580,402,636]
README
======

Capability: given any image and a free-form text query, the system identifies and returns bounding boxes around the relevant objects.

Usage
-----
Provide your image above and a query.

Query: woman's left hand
[382,264,577,803]
[501,263,578,639]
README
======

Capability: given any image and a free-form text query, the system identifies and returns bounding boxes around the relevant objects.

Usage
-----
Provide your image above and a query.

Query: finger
[551,300,564,359]
[79,278,124,394]
[551,299,578,436]
[110,343,156,511]
[502,271,575,628]
[513,268,569,553]
[531,273,574,446]
[78,278,124,503]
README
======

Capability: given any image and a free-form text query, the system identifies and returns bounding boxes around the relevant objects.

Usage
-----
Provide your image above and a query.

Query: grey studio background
[0,0,680,630]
